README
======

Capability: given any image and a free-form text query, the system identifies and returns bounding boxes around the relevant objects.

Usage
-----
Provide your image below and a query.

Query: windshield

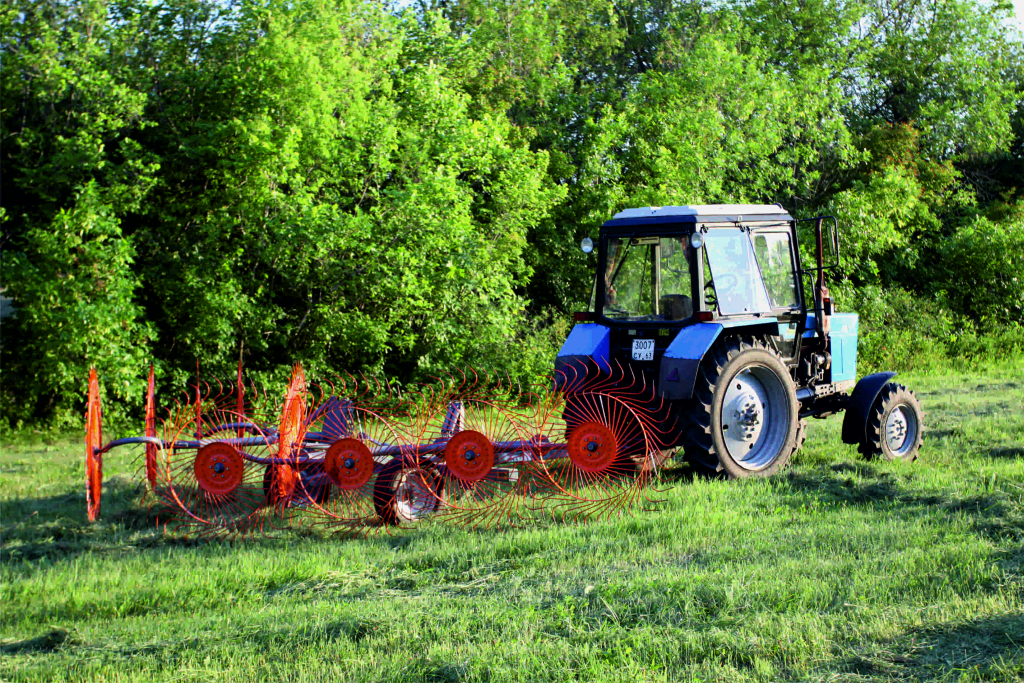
[602,235,694,321]
[704,227,773,315]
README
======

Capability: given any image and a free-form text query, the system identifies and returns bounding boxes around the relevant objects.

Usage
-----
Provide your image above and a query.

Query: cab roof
[603,204,794,228]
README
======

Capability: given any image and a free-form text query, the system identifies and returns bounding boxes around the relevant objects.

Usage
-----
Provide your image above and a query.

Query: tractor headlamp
[581,237,594,254]
[690,232,704,249]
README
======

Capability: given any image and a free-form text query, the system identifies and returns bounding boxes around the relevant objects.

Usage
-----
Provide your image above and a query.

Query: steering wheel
[703,280,717,308]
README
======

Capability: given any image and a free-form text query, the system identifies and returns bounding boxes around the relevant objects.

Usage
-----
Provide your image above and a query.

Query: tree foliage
[2,0,1022,425]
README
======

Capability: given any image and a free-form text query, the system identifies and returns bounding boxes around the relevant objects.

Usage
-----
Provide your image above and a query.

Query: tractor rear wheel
[681,335,800,478]
[858,383,923,462]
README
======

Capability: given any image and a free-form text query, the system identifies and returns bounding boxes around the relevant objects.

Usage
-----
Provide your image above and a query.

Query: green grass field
[2,365,1022,682]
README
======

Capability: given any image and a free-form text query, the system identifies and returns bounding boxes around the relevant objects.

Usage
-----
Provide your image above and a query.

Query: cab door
[750,227,803,361]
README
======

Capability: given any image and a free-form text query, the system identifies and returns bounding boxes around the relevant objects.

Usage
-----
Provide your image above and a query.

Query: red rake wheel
[444,430,495,483]
[277,363,307,463]
[256,363,309,529]
[154,406,272,538]
[85,368,103,522]
[530,386,661,523]
[145,364,158,490]
[404,375,545,530]
[324,438,375,490]
[300,396,408,533]
[566,422,618,474]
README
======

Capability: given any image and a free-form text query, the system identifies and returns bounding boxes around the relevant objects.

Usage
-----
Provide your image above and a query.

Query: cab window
[752,231,800,309]
[603,235,694,321]
[703,227,773,315]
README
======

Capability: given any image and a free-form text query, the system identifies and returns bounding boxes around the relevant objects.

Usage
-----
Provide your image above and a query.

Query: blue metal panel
[602,215,698,227]
[830,313,859,382]
[556,324,610,368]
[803,313,817,338]
[603,212,794,229]
[663,323,723,360]
[658,323,722,400]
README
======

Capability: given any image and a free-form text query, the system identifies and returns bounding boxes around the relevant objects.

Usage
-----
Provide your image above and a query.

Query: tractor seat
[660,294,692,321]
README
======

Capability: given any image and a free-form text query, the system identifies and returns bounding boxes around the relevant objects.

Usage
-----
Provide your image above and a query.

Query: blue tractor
[555,204,924,478]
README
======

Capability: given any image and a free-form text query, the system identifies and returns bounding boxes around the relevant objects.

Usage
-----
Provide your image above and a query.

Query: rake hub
[194,443,244,495]
[444,430,495,483]
[324,438,374,490]
[566,422,618,473]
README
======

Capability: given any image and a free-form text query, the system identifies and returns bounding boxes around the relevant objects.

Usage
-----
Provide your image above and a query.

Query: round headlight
[690,232,704,249]
[581,237,594,254]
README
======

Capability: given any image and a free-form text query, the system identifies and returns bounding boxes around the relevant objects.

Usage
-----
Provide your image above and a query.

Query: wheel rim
[194,443,245,495]
[444,430,496,483]
[566,422,619,474]
[885,404,918,457]
[395,468,441,522]
[324,438,375,490]
[720,364,790,470]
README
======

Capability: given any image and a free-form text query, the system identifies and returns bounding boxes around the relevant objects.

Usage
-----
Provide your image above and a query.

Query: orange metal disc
[444,430,495,483]
[85,368,103,522]
[194,442,245,495]
[145,365,157,490]
[278,363,306,459]
[324,438,375,490]
[566,422,619,474]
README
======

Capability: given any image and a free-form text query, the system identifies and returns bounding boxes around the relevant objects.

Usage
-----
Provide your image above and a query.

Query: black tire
[263,465,280,507]
[681,335,800,478]
[858,383,923,462]
[794,418,808,453]
[373,460,446,526]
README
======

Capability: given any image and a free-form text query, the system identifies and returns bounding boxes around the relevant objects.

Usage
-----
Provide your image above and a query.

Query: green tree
[1,1,157,425]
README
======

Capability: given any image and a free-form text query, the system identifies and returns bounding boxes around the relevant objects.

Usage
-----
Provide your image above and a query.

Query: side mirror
[581,237,594,254]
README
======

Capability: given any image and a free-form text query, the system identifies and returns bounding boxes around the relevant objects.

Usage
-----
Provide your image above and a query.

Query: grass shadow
[0,628,79,655]
[838,612,1024,681]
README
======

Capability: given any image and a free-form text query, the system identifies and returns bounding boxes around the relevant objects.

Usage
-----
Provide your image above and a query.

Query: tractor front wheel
[859,383,923,462]
[682,336,800,478]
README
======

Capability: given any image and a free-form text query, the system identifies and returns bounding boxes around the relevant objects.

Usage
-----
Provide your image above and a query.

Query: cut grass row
[1,364,1022,682]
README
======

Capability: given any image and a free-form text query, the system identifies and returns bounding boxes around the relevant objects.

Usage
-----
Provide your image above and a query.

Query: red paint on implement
[443,430,495,483]
[278,363,307,461]
[145,365,157,489]
[85,368,103,522]
[194,442,245,495]
[324,438,375,490]
[566,422,619,474]
[236,359,244,438]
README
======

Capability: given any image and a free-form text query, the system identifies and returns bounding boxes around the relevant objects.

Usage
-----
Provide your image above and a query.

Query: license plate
[631,339,655,361]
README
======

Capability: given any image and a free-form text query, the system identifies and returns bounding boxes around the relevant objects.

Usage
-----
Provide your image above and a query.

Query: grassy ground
[1,365,1022,682]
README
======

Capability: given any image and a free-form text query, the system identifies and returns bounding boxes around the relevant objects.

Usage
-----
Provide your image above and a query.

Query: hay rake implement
[83,361,671,537]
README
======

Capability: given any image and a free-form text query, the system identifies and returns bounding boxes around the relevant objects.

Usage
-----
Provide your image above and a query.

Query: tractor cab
[565,205,812,386]
[596,205,803,325]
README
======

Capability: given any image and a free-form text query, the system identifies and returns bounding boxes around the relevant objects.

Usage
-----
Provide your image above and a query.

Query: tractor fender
[658,319,781,401]
[841,372,897,445]
[658,323,723,400]
[553,324,610,390]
